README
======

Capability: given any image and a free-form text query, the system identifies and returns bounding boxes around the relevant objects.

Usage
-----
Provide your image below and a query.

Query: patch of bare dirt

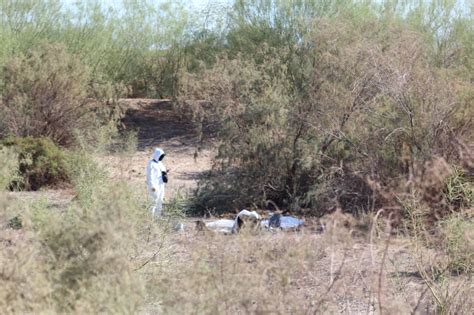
[7,99,213,207]
[105,99,213,197]
[153,228,447,314]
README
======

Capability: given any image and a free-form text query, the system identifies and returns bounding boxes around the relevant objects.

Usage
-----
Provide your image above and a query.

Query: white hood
[232,209,261,234]
[152,148,165,161]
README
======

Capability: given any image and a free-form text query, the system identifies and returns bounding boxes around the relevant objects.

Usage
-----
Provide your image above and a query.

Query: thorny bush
[1,137,69,191]
[0,43,122,146]
[179,16,473,220]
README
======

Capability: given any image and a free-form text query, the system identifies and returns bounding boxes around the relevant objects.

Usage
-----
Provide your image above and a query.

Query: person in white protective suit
[146,148,168,217]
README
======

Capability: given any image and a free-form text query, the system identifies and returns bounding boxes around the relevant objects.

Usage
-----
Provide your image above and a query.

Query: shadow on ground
[120,99,200,151]
[115,99,214,195]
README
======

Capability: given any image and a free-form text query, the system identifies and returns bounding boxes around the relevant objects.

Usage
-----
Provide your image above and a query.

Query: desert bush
[397,155,473,229]
[65,145,108,208]
[0,0,190,99]
[0,43,120,146]
[0,227,54,313]
[402,207,474,313]
[0,195,149,313]
[180,12,473,217]
[178,54,292,211]
[0,151,55,312]
[125,46,185,98]
[0,136,172,313]
[29,197,145,312]
[1,137,69,191]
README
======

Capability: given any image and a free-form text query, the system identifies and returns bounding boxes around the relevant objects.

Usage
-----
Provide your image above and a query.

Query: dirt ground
[7,99,213,207]
[149,221,471,314]
[106,98,214,197]
[6,99,472,314]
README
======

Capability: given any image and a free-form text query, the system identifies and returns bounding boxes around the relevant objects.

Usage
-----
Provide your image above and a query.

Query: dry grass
[145,212,473,314]
[1,139,472,314]
[100,99,213,198]
[1,101,472,314]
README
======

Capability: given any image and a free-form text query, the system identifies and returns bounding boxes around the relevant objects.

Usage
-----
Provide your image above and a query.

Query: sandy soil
[103,98,213,197]
[7,99,213,206]
[5,99,471,314]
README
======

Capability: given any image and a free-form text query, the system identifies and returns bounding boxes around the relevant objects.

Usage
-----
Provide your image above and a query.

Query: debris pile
[196,210,304,234]
[261,213,304,230]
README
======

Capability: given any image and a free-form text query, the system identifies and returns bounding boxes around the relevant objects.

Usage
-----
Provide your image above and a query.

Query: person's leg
[149,191,158,217]
[151,202,157,216]
[155,185,164,216]
[155,198,163,217]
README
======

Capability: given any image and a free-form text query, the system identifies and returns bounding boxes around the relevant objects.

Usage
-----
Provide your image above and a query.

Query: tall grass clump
[0,147,53,313]
[440,212,474,275]
[0,146,18,190]
[400,204,474,313]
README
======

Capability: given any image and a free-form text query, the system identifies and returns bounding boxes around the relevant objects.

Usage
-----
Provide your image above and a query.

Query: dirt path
[104,99,213,197]
[7,99,213,206]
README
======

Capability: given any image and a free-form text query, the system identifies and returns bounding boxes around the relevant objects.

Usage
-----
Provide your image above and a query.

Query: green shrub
[1,137,69,190]
[180,17,473,216]
[440,213,474,275]
[0,43,122,146]
[0,146,18,190]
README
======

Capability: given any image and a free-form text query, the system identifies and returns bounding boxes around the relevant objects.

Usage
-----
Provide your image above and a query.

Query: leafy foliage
[0,0,188,99]
[0,43,124,146]
[1,137,69,191]
[0,146,18,190]
[179,1,473,216]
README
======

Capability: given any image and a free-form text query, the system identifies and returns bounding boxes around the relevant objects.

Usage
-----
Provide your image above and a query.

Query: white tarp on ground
[261,214,304,230]
[205,219,235,233]
[203,210,303,233]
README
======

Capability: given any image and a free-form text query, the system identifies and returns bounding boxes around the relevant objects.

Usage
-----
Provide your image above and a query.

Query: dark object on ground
[195,220,207,232]
[262,214,304,230]
[268,212,281,228]
[8,216,22,230]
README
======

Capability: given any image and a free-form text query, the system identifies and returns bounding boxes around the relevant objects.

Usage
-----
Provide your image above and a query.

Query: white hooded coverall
[146,148,167,216]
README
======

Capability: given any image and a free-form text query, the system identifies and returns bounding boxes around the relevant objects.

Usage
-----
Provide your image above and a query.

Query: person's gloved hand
[162,171,168,183]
